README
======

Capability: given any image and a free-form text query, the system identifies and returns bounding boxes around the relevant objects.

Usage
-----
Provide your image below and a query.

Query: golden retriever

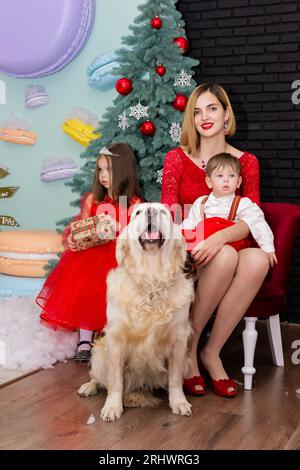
[78,203,194,422]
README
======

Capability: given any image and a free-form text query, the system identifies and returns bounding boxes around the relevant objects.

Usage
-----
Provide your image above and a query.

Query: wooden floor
[0,321,299,450]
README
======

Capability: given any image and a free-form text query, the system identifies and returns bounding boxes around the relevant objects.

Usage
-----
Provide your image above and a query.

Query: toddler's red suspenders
[200,195,242,221]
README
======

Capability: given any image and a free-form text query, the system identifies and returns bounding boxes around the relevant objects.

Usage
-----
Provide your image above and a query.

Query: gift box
[70,214,119,251]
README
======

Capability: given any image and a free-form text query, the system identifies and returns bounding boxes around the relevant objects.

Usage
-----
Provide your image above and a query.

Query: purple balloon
[0,0,95,78]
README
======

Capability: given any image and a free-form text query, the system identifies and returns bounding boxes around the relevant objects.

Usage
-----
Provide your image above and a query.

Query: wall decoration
[0,164,9,179]
[63,107,100,146]
[0,215,20,227]
[87,51,121,92]
[0,230,63,277]
[0,186,19,198]
[0,79,6,105]
[25,84,49,109]
[0,274,45,297]
[40,157,77,182]
[0,113,37,145]
[0,0,95,78]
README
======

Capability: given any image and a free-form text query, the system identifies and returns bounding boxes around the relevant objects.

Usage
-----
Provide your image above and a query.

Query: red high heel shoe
[183,375,206,396]
[199,359,237,398]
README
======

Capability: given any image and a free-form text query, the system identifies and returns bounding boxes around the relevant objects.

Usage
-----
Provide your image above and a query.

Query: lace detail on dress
[161,148,184,206]
[239,152,260,206]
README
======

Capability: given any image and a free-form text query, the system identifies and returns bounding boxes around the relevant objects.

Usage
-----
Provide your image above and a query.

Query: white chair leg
[242,317,258,390]
[266,314,284,366]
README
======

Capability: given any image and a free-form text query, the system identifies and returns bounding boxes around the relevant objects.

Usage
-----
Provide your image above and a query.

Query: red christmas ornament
[173,36,189,53]
[140,121,156,136]
[172,94,188,112]
[155,65,166,76]
[115,77,133,95]
[151,16,162,29]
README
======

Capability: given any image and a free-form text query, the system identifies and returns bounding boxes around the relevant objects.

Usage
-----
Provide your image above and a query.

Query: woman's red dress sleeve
[161,149,183,207]
[240,153,260,206]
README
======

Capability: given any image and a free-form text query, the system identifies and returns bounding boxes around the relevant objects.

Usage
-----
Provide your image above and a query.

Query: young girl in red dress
[36,143,142,361]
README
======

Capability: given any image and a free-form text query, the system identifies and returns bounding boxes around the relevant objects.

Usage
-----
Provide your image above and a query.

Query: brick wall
[177,0,300,322]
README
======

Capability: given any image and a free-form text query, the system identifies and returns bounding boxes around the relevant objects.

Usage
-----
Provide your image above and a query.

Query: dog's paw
[77,381,98,397]
[170,400,192,417]
[100,404,123,422]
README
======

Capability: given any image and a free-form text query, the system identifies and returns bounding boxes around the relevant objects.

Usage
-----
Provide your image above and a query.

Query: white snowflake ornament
[169,122,182,143]
[174,69,192,88]
[118,111,129,131]
[129,102,149,120]
[156,169,163,185]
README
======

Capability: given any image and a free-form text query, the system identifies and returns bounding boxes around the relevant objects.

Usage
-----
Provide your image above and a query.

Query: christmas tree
[57,0,198,234]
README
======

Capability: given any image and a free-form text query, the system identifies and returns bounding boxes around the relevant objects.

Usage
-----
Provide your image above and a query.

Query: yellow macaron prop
[0,230,63,277]
[63,106,100,146]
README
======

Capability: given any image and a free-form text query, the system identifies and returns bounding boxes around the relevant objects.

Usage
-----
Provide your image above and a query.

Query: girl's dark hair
[92,143,142,203]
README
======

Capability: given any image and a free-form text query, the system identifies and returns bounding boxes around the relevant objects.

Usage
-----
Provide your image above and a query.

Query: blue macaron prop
[87,51,121,91]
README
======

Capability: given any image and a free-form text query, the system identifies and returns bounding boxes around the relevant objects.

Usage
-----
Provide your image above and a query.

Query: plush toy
[87,50,121,91]
[0,230,63,277]
[63,106,100,146]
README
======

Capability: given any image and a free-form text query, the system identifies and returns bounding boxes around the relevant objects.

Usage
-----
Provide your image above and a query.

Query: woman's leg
[201,248,269,385]
[187,245,239,379]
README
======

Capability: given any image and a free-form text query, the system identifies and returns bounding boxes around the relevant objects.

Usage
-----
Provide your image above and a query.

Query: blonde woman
[161,83,269,397]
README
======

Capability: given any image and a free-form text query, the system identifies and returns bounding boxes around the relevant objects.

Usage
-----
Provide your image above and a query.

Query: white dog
[78,203,194,422]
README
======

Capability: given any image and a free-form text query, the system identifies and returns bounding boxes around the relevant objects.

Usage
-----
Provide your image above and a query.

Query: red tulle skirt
[182,217,252,253]
[36,241,117,332]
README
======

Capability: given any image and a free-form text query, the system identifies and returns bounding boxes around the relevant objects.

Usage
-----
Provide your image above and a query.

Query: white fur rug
[0,296,77,372]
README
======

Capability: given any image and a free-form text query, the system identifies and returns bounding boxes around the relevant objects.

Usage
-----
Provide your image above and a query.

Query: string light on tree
[169,122,182,143]
[129,102,149,120]
[174,69,192,88]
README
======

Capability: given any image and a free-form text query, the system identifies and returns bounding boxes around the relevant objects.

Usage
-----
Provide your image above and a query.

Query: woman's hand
[67,234,77,251]
[268,252,278,268]
[191,231,227,267]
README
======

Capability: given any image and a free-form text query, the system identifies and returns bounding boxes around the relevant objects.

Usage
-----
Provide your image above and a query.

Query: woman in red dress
[161,83,269,397]
[36,143,142,361]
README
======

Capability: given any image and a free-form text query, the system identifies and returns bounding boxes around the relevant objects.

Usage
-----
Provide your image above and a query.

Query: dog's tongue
[143,230,160,240]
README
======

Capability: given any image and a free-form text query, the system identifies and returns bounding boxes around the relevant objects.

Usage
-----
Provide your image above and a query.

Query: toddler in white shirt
[181,153,277,268]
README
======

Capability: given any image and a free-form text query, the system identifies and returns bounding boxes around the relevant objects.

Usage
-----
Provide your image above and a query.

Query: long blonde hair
[181,83,236,158]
